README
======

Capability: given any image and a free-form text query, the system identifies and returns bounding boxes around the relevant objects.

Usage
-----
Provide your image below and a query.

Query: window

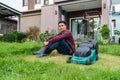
[0,24,16,34]
[112,19,116,28]
[23,0,28,6]
[44,0,49,5]
[35,0,40,4]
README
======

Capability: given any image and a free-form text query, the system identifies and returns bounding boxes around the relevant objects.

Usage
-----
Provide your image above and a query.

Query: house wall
[112,14,120,30]
[101,0,114,37]
[28,0,35,10]
[101,0,110,25]
[20,11,41,32]
[41,5,59,33]
[21,0,54,11]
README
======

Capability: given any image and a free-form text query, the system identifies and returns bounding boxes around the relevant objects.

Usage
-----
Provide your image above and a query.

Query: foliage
[0,35,3,41]
[99,24,110,39]
[2,33,16,42]
[39,33,46,42]
[118,38,120,44]
[26,26,40,41]
[12,30,26,42]
[114,30,120,35]
[2,30,26,42]
[39,29,56,42]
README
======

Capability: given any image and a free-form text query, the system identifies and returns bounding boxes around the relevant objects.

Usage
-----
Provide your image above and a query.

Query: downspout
[17,15,20,32]
[108,0,113,39]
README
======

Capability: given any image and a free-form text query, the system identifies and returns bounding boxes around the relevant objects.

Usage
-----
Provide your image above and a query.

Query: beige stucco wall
[101,0,113,37]
[20,12,41,32]
[101,0,110,25]
[41,5,59,33]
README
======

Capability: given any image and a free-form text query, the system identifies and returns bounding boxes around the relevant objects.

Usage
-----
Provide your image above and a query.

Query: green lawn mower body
[67,40,98,65]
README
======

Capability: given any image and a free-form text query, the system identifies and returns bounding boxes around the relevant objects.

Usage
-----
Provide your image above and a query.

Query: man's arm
[47,30,71,43]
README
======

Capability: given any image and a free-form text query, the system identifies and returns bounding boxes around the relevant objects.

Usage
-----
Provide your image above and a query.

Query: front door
[70,16,100,40]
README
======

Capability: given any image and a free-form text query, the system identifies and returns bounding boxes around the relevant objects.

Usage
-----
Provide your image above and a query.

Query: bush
[99,24,110,39]
[39,30,56,42]
[114,30,120,35]
[26,26,40,41]
[39,33,46,42]
[118,38,120,44]
[2,30,26,42]
[16,32,26,42]
[0,36,3,41]
[3,33,15,42]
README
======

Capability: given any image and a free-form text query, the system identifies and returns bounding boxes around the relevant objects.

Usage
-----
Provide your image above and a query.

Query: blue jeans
[47,40,70,54]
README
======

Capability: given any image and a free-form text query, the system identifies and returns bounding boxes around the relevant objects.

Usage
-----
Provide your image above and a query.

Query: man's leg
[47,40,70,55]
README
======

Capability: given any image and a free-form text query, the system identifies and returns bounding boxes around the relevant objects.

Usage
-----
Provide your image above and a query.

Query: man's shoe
[37,53,48,57]
[32,50,41,55]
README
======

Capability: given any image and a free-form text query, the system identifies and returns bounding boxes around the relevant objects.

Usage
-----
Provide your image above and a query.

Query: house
[20,0,53,32]
[112,12,120,30]
[111,4,120,30]
[20,0,115,39]
[0,2,21,34]
[111,4,120,43]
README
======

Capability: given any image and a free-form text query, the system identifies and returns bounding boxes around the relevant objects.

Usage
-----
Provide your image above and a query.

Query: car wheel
[86,58,91,65]
[66,56,71,63]
[96,55,99,61]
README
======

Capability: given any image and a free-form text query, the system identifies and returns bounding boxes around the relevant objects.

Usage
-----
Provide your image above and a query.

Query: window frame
[35,0,40,4]
[44,0,49,5]
[23,0,28,6]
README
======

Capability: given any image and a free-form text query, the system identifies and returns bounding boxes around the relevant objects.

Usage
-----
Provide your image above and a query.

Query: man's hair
[58,21,67,26]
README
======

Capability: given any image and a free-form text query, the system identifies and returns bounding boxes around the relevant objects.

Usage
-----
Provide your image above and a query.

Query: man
[33,21,75,57]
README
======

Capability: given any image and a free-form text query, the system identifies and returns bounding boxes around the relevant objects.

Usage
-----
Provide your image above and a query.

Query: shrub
[26,26,40,41]
[39,30,56,42]
[118,38,120,44]
[99,24,110,39]
[39,33,45,42]
[0,36,3,41]
[2,33,15,42]
[2,30,26,42]
[114,30,120,35]
[16,32,26,42]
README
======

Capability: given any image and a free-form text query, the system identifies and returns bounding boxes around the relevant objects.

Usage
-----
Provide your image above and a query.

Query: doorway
[70,16,100,40]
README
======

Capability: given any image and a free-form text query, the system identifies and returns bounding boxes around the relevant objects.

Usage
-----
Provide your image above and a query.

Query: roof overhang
[57,0,101,12]
[0,2,21,17]
[112,0,120,5]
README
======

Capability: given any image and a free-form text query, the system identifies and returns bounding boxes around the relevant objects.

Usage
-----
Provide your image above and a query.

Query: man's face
[58,23,67,32]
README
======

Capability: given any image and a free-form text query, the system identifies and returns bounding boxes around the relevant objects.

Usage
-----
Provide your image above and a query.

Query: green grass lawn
[0,42,120,80]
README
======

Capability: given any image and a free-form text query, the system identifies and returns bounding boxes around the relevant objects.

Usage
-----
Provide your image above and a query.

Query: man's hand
[44,41,49,46]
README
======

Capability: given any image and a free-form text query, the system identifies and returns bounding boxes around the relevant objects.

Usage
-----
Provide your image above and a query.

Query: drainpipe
[108,0,113,39]
[17,15,20,32]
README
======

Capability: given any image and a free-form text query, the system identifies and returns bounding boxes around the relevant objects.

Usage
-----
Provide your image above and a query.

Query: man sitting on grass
[32,21,75,57]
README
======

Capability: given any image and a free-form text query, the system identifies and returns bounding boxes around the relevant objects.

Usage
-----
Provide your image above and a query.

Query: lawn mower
[66,40,98,65]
